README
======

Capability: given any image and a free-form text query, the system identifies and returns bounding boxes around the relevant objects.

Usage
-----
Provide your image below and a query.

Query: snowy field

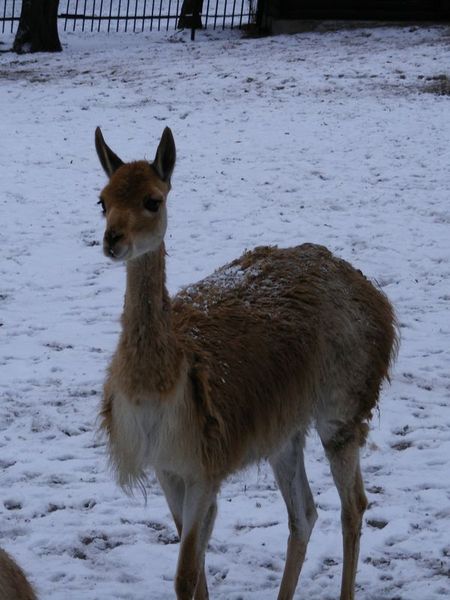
[1,24,449,600]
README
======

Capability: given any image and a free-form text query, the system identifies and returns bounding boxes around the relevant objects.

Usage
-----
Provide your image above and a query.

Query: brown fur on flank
[173,243,397,477]
[95,126,398,600]
[0,549,37,600]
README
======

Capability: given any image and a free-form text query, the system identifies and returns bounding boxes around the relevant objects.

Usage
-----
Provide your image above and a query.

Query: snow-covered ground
[1,24,449,600]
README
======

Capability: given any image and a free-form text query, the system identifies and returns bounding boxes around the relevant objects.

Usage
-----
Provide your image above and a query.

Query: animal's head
[95,127,176,261]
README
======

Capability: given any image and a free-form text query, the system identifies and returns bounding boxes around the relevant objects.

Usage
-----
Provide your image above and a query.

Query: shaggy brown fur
[173,243,397,479]
[0,549,37,600]
[95,126,398,600]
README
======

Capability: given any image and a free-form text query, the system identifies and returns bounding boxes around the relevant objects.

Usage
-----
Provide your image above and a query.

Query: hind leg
[270,432,318,600]
[321,437,368,600]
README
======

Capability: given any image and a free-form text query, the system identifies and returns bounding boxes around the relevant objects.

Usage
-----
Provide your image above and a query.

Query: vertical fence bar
[64,0,69,32]
[71,0,75,32]
[62,0,66,33]
[13,0,17,34]
[222,0,227,29]
[2,0,6,34]
[73,0,79,31]
[11,0,15,34]
[158,0,163,31]
[108,0,113,32]
[142,0,148,31]
[204,0,210,29]
[213,0,219,29]
[91,0,96,32]
[175,0,180,31]
[167,0,172,31]
[238,0,244,28]
[117,0,122,32]
[98,0,104,31]
[150,0,155,31]
[3,0,7,34]
[133,0,138,32]
[142,0,147,31]
[82,0,87,32]
[230,0,236,29]
[124,0,129,32]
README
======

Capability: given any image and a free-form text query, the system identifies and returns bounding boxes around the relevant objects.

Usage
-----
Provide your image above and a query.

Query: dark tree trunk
[177,0,204,29]
[13,0,61,54]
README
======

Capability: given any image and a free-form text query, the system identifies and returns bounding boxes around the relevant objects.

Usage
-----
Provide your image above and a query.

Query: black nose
[105,229,123,247]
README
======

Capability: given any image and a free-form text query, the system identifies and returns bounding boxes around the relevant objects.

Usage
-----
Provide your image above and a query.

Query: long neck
[117,244,182,395]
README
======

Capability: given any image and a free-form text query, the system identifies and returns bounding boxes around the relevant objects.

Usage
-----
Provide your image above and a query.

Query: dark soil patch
[423,74,450,96]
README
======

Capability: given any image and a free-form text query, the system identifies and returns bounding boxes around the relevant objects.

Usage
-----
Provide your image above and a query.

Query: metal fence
[1,0,254,34]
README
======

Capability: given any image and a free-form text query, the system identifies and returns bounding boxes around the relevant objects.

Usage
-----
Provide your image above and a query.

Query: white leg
[157,470,215,600]
[157,469,185,536]
[174,480,217,600]
[194,500,217,600]
[322,440,367,600]
[270,433,318,600]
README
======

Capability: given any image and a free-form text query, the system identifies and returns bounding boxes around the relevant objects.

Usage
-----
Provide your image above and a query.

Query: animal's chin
[132,238,164,258]
[104,244,130,262]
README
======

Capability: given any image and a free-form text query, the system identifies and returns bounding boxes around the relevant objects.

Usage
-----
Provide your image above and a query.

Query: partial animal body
[95,127,397,600]
[0,549,37,600]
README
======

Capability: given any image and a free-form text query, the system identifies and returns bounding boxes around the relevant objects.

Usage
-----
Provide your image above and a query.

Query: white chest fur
[106,382,198,491]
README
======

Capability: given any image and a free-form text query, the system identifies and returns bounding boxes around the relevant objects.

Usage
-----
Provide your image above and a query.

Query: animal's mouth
[103,243,129,261]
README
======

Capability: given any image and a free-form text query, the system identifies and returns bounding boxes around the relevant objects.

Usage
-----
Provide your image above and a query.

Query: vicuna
[0,549,37,600]
[95,127,397,600]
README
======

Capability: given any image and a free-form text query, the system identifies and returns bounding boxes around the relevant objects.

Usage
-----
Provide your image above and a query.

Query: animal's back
[172,244,397,477]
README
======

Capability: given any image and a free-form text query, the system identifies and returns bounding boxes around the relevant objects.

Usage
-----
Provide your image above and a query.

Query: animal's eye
[144,197,161,213]
[97,198,106,215]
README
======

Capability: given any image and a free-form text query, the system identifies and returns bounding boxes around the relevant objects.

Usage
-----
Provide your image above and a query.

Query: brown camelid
[95,126,397,600]
[0,549,37,600]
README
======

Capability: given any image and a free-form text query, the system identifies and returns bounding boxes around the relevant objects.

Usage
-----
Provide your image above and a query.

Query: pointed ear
[95,127,124,178]
[152,127,176,184]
